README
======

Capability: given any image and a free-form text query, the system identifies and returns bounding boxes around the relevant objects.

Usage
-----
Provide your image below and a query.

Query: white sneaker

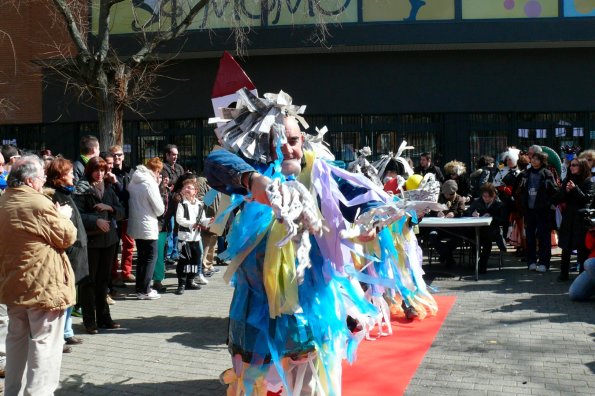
[137,291,160,300]
[148,289,159,297]
[197,274,209,285]
[529,263,537,271]
[536,265,547,273]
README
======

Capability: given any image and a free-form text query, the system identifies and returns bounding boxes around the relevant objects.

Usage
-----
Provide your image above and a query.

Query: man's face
[482,192,495,205]
[420,156,429,169]
[30,166,46,193]
[112,150,124,168]
[166,148,178,165]
[270,118,304,176]
[105,157,114,172]
[89,145,100,159]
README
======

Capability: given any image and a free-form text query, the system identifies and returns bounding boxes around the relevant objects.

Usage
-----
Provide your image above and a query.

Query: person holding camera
[553,157,594,281]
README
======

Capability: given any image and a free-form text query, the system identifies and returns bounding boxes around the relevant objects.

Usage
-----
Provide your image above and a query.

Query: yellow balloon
[405,174,423,191]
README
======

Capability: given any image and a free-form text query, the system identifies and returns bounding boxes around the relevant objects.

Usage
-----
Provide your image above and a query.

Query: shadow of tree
[420,254,595,382]
[57,375,226,395]
[74,316,228,349]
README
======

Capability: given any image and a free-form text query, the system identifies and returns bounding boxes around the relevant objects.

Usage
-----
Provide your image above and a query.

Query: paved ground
[407,248,595,396]
[2,247,594,395]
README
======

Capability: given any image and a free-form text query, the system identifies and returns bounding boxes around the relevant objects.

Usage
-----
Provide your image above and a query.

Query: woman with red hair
[45,158,89,349]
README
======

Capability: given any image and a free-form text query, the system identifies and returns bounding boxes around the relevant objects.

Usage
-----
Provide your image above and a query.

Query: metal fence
[1,111,592,173]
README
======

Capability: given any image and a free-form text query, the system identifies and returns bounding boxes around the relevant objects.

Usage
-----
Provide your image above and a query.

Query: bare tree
[8,1,342,149]
[0,29,19,119]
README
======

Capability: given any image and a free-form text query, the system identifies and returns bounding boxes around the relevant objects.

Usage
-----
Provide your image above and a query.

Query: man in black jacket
[161,144,184,262]
[518,151,558,273]
[107,146,136,284]
[414,152,444,183]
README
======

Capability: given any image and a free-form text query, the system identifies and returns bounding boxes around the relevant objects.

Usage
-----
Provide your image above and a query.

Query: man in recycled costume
[205,89,438,395]
[347,146,439,339]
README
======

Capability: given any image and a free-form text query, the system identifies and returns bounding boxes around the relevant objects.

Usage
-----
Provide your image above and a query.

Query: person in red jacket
[568,227,595,301]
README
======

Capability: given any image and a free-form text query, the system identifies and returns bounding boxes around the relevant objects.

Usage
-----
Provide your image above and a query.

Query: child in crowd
[175,177,212,295]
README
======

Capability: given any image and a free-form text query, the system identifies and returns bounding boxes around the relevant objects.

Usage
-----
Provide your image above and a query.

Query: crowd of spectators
[0,137,228,394]
[0,137,592,393]
[385,146,594,283]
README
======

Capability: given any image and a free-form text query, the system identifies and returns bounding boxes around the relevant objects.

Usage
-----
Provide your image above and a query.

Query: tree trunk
[95,93,123,151]
[94,65,128,150]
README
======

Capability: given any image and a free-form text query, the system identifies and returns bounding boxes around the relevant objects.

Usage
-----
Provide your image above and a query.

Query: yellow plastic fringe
[263,220,300,318]
[297,150,316,188]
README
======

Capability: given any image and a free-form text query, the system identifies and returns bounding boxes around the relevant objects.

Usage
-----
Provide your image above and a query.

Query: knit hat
[441,179,458,195]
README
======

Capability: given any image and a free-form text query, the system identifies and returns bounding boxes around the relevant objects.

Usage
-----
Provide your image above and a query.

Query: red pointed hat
[211,51,256,98]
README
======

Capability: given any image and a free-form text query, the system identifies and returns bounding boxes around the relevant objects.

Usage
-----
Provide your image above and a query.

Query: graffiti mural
[564,0,595,17]
[269,0,357,25]
[93,0,356,35]
[461,0,558,19]
[92,0,595,36]
[362,0,454,22]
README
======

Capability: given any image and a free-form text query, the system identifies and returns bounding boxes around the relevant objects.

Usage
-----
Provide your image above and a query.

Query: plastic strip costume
[205,89,390,396]
[345,145,440,340]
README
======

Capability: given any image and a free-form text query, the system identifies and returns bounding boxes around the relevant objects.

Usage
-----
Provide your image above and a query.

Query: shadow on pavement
[74,316,228,349]
[57,376,226,395]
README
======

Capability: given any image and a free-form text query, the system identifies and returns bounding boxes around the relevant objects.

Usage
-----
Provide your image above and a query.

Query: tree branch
[51,0,91,60]
[130,0,210,65]
[96,0,127,63]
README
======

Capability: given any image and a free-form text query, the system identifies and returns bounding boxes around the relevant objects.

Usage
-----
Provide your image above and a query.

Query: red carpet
[342,296,457,396]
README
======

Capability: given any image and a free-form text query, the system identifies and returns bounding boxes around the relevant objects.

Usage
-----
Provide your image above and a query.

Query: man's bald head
[270,117,305,176]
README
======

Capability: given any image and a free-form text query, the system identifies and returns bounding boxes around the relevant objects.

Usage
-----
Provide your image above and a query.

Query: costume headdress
[347,146,381,185]
[372,141,415,181]
[302,126,334,161]
[210,88,309,164]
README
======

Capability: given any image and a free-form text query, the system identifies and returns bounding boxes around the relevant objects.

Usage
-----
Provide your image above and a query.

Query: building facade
[1,0,593,171]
